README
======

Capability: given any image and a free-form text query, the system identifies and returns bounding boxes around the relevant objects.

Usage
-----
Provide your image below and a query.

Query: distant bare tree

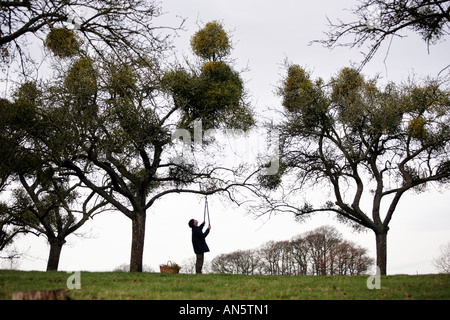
[181,257,197,274]
[211,226,373,276]
[257,241,283,275]
[334,240,374,275]
[434,241,450,273]
[230,250,260,275]
[290,235,309,275]
[113,263,154,272]
[305,226,342,275]
[211,250,258,275]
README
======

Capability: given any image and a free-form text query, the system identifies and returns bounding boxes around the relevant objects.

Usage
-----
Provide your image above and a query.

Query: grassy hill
[1,270,449,300]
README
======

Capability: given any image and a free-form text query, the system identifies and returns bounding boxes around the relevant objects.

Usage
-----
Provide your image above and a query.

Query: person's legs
[195,253,204,274]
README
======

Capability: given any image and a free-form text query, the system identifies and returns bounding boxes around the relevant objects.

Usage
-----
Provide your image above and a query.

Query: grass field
[0,270,449,300]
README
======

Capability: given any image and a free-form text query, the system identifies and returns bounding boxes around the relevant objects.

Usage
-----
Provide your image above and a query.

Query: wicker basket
[159,261,180,274]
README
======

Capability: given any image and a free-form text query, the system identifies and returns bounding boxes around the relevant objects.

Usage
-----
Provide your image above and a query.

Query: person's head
[188,219,198,228]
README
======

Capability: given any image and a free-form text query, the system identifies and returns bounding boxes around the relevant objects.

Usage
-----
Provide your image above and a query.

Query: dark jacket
[191,222,210,254]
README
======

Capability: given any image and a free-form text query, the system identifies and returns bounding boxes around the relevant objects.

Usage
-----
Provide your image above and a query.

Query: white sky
[3,0,450,275]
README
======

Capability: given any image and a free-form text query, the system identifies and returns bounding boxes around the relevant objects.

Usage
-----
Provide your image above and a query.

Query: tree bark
[375,231,387,275]
[130,212,146,272]
[46,238,65,271]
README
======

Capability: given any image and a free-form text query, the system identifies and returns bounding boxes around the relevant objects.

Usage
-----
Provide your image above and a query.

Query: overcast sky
[3,0,450,275]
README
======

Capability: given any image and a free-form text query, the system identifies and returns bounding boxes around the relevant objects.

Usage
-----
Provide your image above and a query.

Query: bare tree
[305,226,342,275]
[434,241,450,273]
[257,241,283,275]
[181,257,197,274]
[290,235,309,275]
[211,226,373,275]
[211,250,259,275]
[315,0,450,69]
[211,253,234,274]
[334,240,374,275]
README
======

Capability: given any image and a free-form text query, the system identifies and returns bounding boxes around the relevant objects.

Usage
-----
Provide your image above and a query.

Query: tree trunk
[47,238,65,271]
[130,212,146,272]
[375,231,387,275]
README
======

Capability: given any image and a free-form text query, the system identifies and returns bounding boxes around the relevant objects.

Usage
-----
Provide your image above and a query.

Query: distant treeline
[211,226,374,276]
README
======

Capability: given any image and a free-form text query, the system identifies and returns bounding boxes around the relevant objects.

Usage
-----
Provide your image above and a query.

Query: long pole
[203,196,211,226]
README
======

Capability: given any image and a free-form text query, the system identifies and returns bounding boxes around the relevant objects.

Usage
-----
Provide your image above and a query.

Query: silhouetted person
[188,219,211,274]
